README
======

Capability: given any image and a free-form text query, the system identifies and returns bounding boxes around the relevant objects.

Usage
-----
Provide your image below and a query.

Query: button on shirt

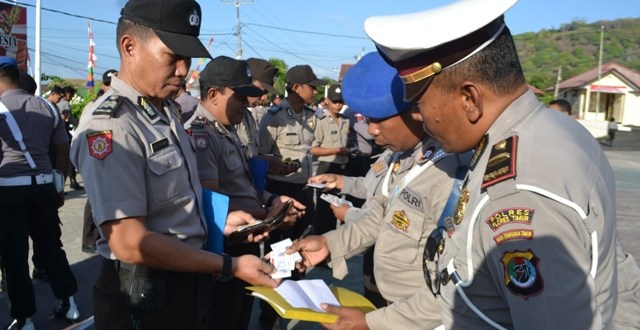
[70,76,206,258]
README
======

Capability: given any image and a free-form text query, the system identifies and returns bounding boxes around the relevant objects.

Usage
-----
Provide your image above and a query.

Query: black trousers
[94,258,209,330]
[0,183,77,319]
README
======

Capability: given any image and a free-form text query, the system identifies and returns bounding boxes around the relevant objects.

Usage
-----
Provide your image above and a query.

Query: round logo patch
[193,132,209,151]
[501,249,543,299]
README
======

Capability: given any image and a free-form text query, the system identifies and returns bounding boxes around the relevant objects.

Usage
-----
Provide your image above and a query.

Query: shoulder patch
[137,97,157,120]
[267,105,282,114]
[485,208,534,231]
[501,249,544,299]
[493,229,534,245]
[93,95,124,118]
[86,130,113,159]
[371,159,388,176]
[190,116,207,129]
[482,136,518,189]
[193,131,209,151]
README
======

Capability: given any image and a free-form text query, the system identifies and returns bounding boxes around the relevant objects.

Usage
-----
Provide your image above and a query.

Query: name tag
[285,132,297,136]
[151,138,169,153]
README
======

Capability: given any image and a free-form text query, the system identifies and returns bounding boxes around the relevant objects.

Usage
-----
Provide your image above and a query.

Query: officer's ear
[460,81,482,123]
[120,35,135,60]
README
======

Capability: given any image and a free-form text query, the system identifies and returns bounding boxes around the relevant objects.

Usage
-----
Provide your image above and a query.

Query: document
[247,279,376,323]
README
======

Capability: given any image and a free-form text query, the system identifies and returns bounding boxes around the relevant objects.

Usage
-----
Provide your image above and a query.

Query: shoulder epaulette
[209,119,228,135]
[482,135,518,189]
[268,105,282,114]
[93,95,125,118]
[316,111,326,119]
[190,115,207,129]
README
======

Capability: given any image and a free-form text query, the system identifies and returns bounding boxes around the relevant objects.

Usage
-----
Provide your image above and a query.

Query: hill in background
[514,17,640,99]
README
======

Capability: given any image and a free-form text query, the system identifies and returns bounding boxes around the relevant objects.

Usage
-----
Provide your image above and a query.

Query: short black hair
[0,65,19,85]
[549,99,572,115]
[199,83,226,101]
[438,26,526,96]
[116,18,154,55]
[18,72,37,95]
[63,86,77,94]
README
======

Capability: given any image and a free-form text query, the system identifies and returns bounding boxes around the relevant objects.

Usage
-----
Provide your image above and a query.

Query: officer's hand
[308,173,344,191]
[330,204,350,222]
[232,255,279,288]
[320,304,368,330]
[269,196,306,227]
[286,235,330,271]
[224,210,269,243]
[57,191,65,209]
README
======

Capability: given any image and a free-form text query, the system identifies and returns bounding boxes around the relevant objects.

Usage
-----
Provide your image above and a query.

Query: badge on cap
[189,10,200,27]
[501,249,543,299]
[87,130,113,160]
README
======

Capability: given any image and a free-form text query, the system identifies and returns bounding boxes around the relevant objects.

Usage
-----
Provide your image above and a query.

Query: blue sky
[7,0,639,81]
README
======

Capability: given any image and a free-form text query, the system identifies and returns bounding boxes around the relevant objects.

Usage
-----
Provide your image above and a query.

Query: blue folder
[202,189,229,254]
[249,157,269,200]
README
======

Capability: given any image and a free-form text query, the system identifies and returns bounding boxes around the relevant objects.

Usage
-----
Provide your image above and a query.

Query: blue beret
[0,56,17,69]
[342,52,410,120]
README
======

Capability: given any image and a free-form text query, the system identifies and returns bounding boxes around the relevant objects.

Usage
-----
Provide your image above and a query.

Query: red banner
[0,4,27,72]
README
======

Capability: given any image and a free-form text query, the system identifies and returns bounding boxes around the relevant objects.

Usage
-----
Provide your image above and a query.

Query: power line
[0,0,117,25]
[244,23,368,40]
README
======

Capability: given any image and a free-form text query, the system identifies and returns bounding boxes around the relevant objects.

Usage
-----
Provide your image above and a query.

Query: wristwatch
[214,253,233,281]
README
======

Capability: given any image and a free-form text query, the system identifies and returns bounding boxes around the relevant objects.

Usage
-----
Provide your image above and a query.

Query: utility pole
[554,65,562,98]
[221,0,253,60]
[595,25,604,118]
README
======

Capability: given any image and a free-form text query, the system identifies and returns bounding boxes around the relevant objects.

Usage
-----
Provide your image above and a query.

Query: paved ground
[1,128,639,329]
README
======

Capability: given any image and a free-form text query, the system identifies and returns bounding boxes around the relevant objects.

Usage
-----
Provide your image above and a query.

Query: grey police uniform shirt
[437,90,640,329]
[70,76,207,259]
[258,98,316,184]
[185,105,263,214]
[234,108,260,158]
[323,139,468,329]
[311,109,350,164]
[0,89,68,177]
[340,149,393,223]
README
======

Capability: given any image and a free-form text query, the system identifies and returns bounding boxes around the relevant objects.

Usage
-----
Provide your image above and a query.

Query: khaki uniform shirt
[324,139,468,329]
[437,91,640,329]
[1,89,68,177]
[70,77,206,259]
[311,110,350,164]
[185,105,263,215]
[340,149,393,223]
[258,99,316,184]
[234,109,259,158]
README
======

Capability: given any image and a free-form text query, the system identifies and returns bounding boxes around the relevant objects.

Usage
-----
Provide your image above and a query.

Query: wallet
[227,200,294,243]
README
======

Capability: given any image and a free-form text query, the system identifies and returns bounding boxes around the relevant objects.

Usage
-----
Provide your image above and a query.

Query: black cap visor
[260,82,278,94]
[403,75,434,103]
[155,29,211,59]
[233,84,268,97]
[307,78,327,87]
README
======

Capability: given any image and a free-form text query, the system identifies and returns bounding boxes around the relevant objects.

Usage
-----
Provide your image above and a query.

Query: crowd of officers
[2,0,640,329]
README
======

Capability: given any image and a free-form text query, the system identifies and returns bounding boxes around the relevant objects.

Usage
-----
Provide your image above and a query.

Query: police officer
[0,56,79,330]
[288,51,471,329]
[309,83,351,236]
[235,58,278,159]
[366,0,640,328]
[70,1,277,329]
[184,55,305,330]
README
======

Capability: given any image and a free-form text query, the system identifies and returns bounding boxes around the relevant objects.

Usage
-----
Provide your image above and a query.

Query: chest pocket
[283,131,300,145]
[147,145,185,203]
[223,147,242,172]
[378,206,426,265]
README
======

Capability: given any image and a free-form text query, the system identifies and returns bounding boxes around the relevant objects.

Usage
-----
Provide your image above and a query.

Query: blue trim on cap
[342,52,411,119]
[0,56,18,69]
